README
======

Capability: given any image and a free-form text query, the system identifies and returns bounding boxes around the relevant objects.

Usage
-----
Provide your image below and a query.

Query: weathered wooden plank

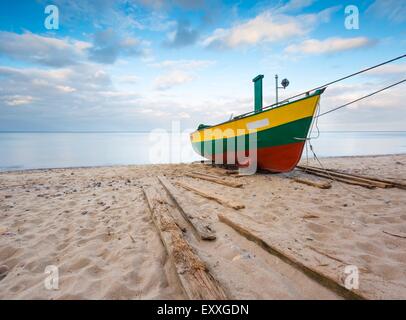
[186,172,243,188]
[176,181,245,210]
[218,212,366,300]
[297,167,376,189]
[158,176,216,240]
[190,171,224,179]
[142,184,227,300]
[297,165,391,188]
[323,167,406,190]
[291,177,332,189]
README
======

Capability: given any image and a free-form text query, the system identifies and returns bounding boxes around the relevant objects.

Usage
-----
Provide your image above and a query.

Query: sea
[0,131,405,171]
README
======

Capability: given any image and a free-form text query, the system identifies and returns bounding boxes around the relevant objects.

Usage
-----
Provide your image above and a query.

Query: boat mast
[275,74,290,106]
[275,74,278,106]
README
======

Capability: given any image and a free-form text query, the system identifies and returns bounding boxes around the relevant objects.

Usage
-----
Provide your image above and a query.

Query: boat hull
[190,91,323,172]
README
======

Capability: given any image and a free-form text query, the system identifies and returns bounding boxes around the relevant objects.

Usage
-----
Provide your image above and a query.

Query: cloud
[316,81,406,131]
[151,59,215,90]
[4,95,35,106]
[136,0,204,10]
[88,29,147,64]
[367,63,406,76]
[0,65,112,100]
[150,59,214,69]
[44,0,144,30]
[0,30,149,67]
[163,20,199,48]
[201,7,338,49]
[0,31,90,67]
[367,0,406,23]
[154,70,194,90]
[278,0,314,13]
[284,37,376,55]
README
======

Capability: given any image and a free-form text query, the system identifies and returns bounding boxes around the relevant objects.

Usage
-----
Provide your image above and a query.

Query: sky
[0,0,405,132]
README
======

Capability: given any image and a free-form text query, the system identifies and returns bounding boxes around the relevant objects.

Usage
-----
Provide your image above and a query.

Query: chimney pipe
[252,74,264,113]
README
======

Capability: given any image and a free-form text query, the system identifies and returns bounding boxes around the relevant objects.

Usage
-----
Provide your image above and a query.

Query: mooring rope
[290,54,406,193]
[317,78,406,118]
[263,53,406,110]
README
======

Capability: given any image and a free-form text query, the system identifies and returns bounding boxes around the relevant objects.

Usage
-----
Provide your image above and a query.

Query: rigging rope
[293,55,406,194]
[263,53,406,110]
[317,78,406,118]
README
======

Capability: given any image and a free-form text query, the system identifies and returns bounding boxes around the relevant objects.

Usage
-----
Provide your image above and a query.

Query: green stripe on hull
[192,116,313,157]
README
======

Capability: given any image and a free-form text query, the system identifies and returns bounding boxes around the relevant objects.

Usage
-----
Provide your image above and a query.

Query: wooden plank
[190,171,224,179]
[218,212,366,300]
[225,170,238,175]
[291,177,332,189]
[298,165,387,187]
[297,166,391,188]
[186,172,243,188]
[176,181,245,210]
[323,168,406,190]
[142,184,227,300]
[158,176,216,240]
[297,168,376,189]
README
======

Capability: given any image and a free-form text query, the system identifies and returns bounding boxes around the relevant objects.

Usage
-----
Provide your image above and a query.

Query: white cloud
[56,85,77,93]
[278,0,314,13]
[367,63,406,76]
[0,30,149,67]
[4,95,35,106]
[154,70,194,90]
[316,81,406,131]
[201,7,338,49]
[114,75,140,84]
[150,59,215,69]
[285,37,375,55]
[0,31,90,67]
[151,59,215,90]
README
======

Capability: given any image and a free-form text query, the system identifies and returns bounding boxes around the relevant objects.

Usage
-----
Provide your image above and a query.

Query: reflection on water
[0,132,405,171]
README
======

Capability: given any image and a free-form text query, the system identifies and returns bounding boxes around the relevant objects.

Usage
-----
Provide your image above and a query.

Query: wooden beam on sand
[297,165,391,189]
[297,167,377,189]
[190,171,224,179]
[176,181,245,210]
[218,212,367,300]
[225,170,238,175]
[291,177,332,189]
[186,172,243,188]
[142,184,227,300]
[323,168,406,190]
[158,176,216,241]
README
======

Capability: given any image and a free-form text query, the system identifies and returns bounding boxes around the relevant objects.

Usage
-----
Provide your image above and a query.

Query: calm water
[0,132,405,171]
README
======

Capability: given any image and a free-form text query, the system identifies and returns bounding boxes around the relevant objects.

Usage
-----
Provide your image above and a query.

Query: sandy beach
[0,154,405,300]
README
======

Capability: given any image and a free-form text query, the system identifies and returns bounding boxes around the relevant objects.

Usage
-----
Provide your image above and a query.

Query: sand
[0,154,405,299]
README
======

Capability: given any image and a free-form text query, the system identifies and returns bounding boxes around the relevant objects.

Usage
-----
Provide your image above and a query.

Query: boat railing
[232,88,321,120]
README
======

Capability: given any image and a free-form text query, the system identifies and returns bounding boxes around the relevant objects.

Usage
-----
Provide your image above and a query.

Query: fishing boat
[190,75,325,172]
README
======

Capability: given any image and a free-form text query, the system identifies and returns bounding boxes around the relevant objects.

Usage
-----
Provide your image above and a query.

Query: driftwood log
[158,176,216,240]
[297,166,391,189]
[176,181,245,210]
[186,172,243,188]
[218,212,367,300]
[142,184,227,300]
[291,177,332,189]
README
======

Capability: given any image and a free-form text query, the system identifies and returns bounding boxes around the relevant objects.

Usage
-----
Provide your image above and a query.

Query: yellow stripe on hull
[191,94,320,143]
